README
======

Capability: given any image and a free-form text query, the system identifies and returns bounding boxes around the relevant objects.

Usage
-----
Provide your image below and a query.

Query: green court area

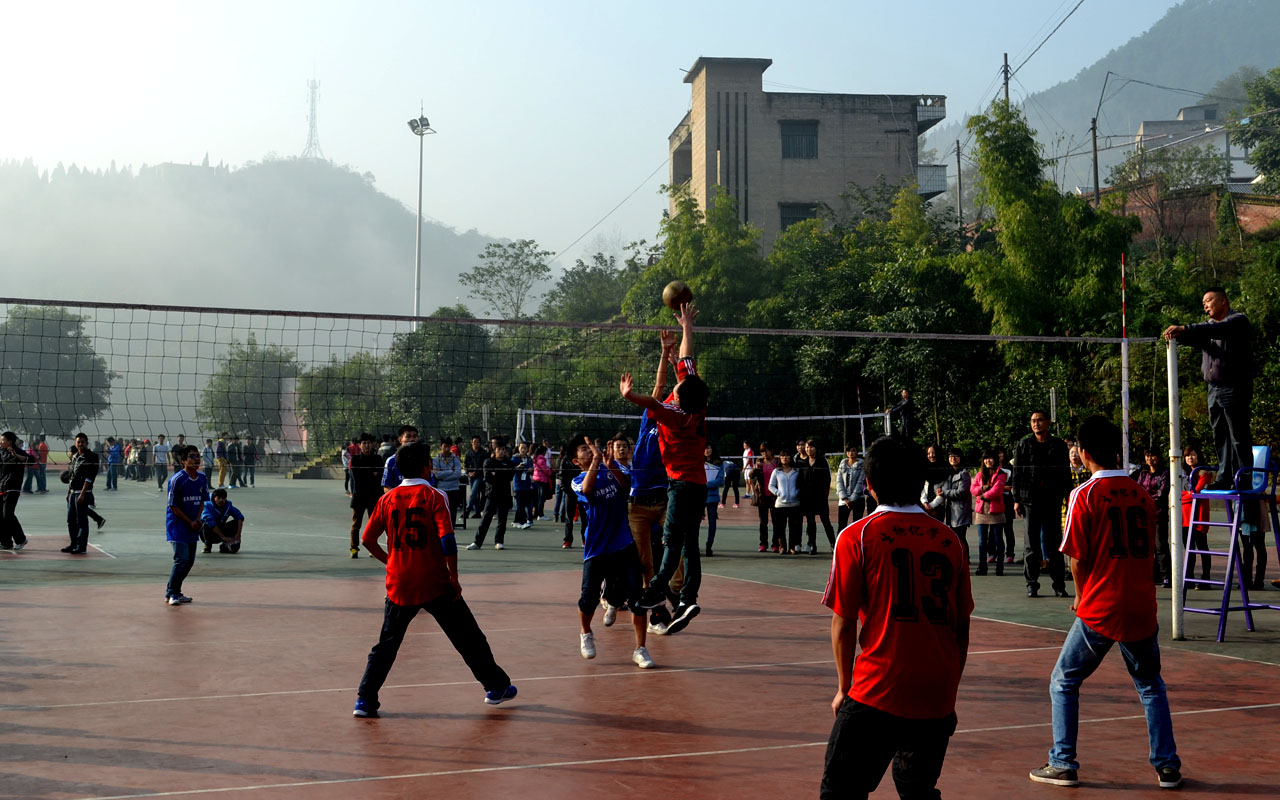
[4,474,1278,665]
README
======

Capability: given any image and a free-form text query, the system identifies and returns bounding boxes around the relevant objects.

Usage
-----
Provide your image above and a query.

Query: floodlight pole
[407,113,435,327]
[1167,339,1184,640]
[1121,253,1131,472]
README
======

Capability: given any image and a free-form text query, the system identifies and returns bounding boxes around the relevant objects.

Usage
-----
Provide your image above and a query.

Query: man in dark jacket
[469,440,515,550]
[888,389,916,441]
[0,432,32,550]
[64,433,100,554]
[464,436,489,519]
[348,434,385,559]
[1163,288,1253,491]
[1014,411,1071,599]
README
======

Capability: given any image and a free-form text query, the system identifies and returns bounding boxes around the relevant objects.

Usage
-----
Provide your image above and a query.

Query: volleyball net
[0,297,1168,468]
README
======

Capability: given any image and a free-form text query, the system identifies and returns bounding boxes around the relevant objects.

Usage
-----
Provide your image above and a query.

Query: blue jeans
[1049,618,1179,772]
[1023,500,1066,592]
[66,496,91,550]
[106,464,119,490]
[35,464,47,492]
[167,541,198,598]
[654,480,704,605]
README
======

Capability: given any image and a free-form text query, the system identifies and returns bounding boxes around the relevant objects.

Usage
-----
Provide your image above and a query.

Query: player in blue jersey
[165,446,210,605]
[570,434,655,669]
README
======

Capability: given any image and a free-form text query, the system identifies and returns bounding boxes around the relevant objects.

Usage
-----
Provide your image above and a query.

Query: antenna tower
[301,80,325,160]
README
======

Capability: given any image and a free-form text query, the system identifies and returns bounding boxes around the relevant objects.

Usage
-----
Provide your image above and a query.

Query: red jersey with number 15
[822,505,973,719]
[363,479,456,606]
[653,356,707,484]
[1060,470,1158,642]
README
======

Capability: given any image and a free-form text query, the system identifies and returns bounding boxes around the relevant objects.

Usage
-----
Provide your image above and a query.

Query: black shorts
[578,543,643,613]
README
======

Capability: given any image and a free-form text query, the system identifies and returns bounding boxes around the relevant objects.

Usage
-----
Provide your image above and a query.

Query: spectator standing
[349,434,386,559]
[836,444,868,531]
[468,441,516,550]
[930,447,973,563]
[512,442,537,529]
[201,439,216,485]
[719,452,740,508]
[434,438,465,530]
[0,432,32,551]
[22,440,39,493]
[63,433,100,554]
[702,444,725,557]
[215,435,229,488]
[35,435,49,493]
[972,451,1007,577]
[227,436,245,488]
[798,439,836,554]
[741,440,756,499]
[1131,449,1172,588]
[769,451,802,554]
[464,436,489,519]
[887,389,916,441]
[532,444,553,520]
[749,443,778,552]
[243,436,258,487]
[105,437,122,490]
[1014,411,1072,599]
[153,434,171,490]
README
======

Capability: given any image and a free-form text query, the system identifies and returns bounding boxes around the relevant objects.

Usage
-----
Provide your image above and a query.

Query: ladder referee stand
[1182,446,1280,642]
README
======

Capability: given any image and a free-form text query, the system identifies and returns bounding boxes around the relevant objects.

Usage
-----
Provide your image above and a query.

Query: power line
[549,158,669,265]
[1012,0,1087,77]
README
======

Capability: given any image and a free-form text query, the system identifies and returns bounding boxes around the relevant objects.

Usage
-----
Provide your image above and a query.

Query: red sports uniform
[1060,470,1159,642]
[823,506,974,718]
[651,356,707,484]
[363,480,456,606]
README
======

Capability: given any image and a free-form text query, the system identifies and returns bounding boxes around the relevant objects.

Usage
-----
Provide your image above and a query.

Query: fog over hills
[0,156,498,315]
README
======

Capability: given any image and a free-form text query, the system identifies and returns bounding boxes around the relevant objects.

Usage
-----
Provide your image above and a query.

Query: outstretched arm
[652,329,677,399]
[621,372,662,412]
[676,302,698,360]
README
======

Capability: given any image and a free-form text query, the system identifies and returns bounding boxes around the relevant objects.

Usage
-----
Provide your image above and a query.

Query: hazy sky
[4,0,1181,266]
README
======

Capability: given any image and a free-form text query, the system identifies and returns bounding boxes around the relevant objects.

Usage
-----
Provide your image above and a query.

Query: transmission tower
[301,80,325,160]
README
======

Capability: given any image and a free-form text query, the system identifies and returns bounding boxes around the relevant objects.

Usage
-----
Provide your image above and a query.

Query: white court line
[65,701,1280,800]
[88,542,118,558]
[2,647,1055,712]
[707,572,1280,669]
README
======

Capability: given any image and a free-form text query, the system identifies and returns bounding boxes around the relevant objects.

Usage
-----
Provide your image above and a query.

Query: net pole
[1167,339,1184,640]
[1121,253,1131,472]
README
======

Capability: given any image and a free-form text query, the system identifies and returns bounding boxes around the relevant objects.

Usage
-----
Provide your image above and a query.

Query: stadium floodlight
[407,114,435,321]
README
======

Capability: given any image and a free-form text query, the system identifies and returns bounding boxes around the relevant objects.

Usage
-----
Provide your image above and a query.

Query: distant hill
[0,156,499,315]
[928,0,1280,186]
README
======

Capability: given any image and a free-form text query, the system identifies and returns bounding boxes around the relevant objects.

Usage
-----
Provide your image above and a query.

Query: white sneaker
[167,596,182,606]
[603,604,617,627]
[495,543,505,550]
[647,621,669,635]
[466,542,480,550]
[579,631,596,659]
[12,541,25,551]
[538,516,550,521]
[632,646,655,669]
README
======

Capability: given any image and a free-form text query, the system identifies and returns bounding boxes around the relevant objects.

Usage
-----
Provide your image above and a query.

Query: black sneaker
[1029,764,1079,786]
[1054,589,1072,599]
[634,586,667,610]
[96,517,106,530]
[1156,766,1183,789]
[1027,586,1039,598]
[666,603,701,634]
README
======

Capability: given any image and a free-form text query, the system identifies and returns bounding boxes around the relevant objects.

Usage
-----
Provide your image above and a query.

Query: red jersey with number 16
[653,356,707,484]
[1060,470,1158,642]
[822,505,973,719]
[363,480,456,606]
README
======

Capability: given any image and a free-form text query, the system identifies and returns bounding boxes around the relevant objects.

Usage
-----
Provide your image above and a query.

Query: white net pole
[1167,340,1184,640]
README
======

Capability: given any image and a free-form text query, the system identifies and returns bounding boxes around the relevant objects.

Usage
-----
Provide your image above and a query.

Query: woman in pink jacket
[971,450,1007,576]
[532,445,554,521]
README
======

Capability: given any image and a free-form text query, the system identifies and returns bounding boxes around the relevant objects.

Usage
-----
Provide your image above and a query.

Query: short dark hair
[1,431,15,445]
[1076,415,1121,469]
[864,436,925,506]
[75,432,88,442]
[566,433,589,460]
[947,447,964,459]
[359,432,375,443]
[1205,286,1227,298]
[397,425,418,438]
[395,441,430,478]
[211,487,228,501]
[674,374,709,413]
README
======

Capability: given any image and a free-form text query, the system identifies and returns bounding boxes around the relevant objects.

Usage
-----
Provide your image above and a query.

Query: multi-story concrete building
[1135,103,1255,182]
[668,57,947,250]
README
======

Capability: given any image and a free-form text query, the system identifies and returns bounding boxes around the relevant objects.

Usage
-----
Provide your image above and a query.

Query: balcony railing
[916,164,947,200]
[916,96,946,133]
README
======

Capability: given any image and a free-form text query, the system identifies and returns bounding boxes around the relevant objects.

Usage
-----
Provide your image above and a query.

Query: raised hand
[675,301,699,328]
[619,372,634,398]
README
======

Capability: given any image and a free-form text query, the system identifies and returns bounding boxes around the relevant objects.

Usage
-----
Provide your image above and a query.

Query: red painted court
[2,568,1277,799]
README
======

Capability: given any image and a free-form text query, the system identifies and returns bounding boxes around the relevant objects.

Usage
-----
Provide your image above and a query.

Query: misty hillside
[928,0,1280,185]
[0,156,498,315]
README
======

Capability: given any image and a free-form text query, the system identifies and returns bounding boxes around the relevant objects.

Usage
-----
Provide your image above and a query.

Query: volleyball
[662,280,693,310]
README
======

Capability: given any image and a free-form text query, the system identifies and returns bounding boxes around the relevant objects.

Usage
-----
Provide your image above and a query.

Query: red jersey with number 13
[653,356,707,484]
[1060,470,1158,642]
[822,506,973,719]
[364,481,456,606]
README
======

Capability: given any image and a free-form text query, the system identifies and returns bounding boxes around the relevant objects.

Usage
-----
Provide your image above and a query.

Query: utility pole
[955,139,963,234]
[1003,53,1010,104]
[1091,117,1101,207]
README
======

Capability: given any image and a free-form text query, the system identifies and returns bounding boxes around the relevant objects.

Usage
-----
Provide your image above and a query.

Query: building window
[780,203,818,230]
[781,121,818,159]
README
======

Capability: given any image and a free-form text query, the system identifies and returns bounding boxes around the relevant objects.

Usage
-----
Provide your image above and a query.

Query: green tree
[459,239,553,319]
[538,249,644,323]
[1201,65,1262,119]
[384,304,493,435]
[197,335,299,438]
[296,351,386,455]
[0,305,116,436]
[1231,66,1280,195]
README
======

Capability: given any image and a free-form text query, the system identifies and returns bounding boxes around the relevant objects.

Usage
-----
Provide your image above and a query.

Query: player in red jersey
[352,442,516,718]
[820,436,973,799]
[1029,415,1182,790]
[622,301,709,634]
